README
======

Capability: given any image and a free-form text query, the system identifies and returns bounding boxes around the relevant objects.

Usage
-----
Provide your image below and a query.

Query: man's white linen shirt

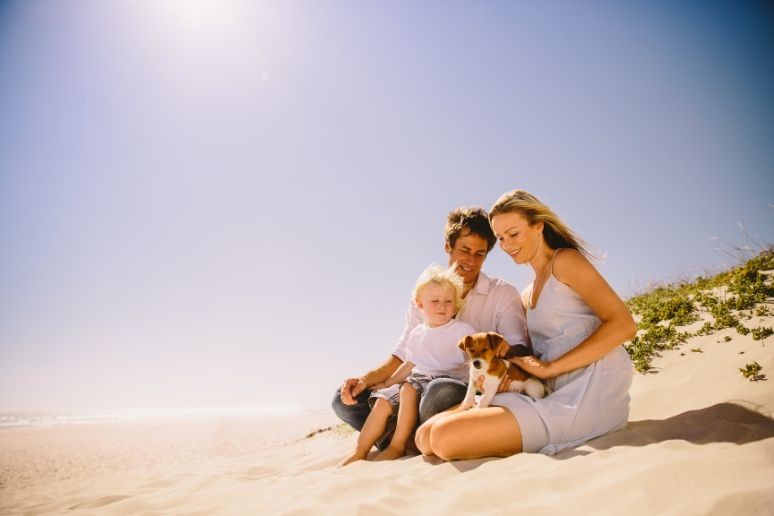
[392,271,529,362]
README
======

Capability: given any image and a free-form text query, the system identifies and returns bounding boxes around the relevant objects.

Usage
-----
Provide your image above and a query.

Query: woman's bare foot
[373,445,406,461]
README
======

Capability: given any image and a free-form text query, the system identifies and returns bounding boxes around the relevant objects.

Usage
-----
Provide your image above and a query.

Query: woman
[415,189,636,460]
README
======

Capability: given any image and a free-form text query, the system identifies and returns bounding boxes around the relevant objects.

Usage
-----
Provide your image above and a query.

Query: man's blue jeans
[331,378,467,449]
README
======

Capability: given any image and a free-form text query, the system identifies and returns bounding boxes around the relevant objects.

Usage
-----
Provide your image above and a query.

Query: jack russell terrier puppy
[459,332,547,409]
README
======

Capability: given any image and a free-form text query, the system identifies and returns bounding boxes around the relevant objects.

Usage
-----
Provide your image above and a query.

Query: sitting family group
[333,189,637,466]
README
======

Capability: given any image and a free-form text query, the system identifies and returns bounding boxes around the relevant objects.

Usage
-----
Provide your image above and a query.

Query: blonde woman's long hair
[489,189,597,260]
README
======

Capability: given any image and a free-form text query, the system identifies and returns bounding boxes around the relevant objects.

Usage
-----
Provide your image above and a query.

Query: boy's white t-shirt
[392,271,528,362]
[405,319,475,382]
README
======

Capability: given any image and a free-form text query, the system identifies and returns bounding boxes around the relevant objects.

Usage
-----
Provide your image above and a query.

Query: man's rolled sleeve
[496,294,530,349]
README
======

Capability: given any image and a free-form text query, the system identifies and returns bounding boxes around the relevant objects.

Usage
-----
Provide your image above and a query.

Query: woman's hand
[510,355,557,380]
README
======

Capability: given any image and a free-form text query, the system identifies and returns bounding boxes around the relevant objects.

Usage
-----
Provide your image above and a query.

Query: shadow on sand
[555,401,774,459]
[443,401,774,471]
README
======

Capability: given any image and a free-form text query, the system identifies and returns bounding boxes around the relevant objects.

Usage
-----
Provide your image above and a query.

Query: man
[332,207,529,444]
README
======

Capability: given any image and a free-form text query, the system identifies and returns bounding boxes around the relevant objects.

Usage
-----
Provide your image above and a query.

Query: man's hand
[340,377,368,405]
[473,374,512,394]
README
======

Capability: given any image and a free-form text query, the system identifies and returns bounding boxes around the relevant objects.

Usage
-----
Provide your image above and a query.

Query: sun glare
[163,0,235,28]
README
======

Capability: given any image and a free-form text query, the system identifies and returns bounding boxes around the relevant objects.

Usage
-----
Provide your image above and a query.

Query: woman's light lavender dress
[492,268,633,455]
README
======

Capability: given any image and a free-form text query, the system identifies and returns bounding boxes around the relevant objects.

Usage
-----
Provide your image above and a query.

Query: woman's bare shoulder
[553,248,592,277]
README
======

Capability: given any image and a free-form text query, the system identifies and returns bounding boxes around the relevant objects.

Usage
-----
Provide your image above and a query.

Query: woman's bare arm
[513,249,636,379]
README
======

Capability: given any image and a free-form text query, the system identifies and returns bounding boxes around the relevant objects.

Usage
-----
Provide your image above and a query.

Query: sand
[2,316,773,515]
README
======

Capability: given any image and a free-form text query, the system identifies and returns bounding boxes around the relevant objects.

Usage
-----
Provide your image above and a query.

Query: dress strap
[549,248,563,276]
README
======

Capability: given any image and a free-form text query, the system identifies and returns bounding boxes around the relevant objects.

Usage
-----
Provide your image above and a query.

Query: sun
[162,0,235,28]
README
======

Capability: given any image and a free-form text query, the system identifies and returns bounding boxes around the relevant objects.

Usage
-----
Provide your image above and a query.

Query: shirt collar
[471,271,490,295]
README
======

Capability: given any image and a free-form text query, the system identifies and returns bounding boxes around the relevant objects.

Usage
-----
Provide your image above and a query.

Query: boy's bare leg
[374,383,418,461]
[339,398,393,467]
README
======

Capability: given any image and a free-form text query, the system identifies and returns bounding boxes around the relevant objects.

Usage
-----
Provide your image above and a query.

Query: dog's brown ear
[459,335,472,351]
[488,332,509,357]
[505,344,531,358]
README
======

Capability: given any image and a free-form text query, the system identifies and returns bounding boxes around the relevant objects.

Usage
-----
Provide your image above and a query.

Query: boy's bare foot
[338,450,368,467]
[373,445,406,461]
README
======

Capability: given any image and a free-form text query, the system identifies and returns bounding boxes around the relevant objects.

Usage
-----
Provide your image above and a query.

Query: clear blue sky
[1,1,772,412]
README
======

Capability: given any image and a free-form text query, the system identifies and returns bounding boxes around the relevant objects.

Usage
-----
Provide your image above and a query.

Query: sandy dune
[2,316,773,515]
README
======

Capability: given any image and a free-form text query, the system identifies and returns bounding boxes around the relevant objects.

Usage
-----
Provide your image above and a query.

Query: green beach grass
[624,247,774,374]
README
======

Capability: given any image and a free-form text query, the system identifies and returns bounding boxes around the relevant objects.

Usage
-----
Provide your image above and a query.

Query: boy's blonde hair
[412,264,466,313]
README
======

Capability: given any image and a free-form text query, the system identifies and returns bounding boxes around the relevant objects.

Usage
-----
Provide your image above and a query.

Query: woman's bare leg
[415,404,465,456]
[426,406,524,461]
[338,398,393,467]
[374,383,418,461]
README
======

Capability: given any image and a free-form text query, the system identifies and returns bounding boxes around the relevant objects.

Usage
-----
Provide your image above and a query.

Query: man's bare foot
[373,445,406,461]
[338,449,368,467]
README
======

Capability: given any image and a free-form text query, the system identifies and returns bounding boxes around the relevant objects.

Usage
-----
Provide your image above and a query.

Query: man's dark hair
[444,207,497,252]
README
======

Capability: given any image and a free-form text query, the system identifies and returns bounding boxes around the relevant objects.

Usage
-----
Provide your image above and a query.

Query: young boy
[339,264,474,466]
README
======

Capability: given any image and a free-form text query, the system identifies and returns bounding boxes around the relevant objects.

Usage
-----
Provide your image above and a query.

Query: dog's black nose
[472,359,481,369]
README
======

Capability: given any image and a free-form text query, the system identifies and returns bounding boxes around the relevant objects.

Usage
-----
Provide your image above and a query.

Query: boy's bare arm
[371,361,414,390]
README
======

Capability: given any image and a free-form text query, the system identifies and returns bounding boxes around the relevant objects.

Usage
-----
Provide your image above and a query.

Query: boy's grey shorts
[369,373,448,410]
